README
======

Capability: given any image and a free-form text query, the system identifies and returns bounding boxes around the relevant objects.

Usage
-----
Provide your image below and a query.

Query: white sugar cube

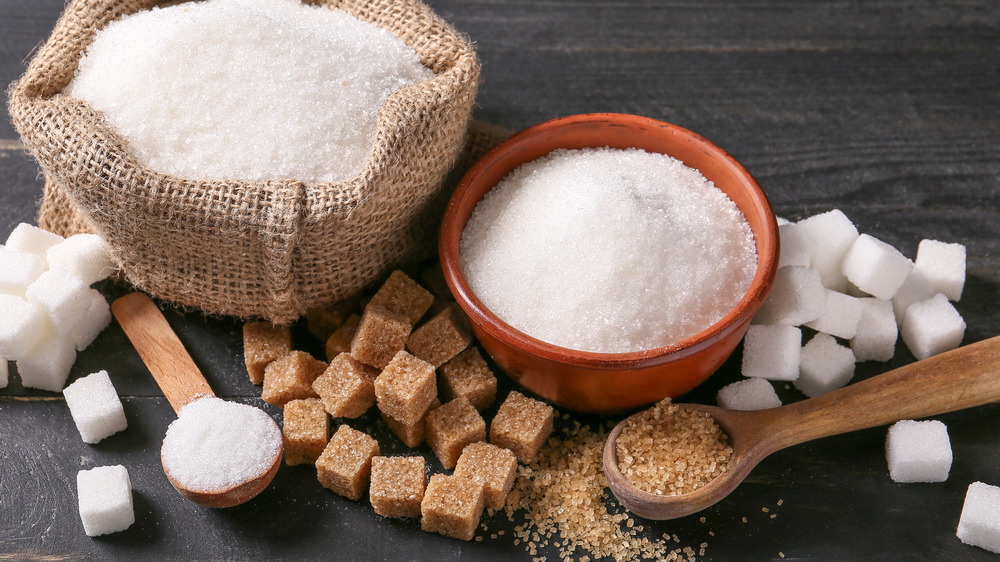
[72,290,112,351]
[796,210,858,292]
[777,223,814,268]
[958,482,1000,554]
[885,420,951,483]
[901,294,965,360]
[850,298,897,362]
[776,216,791,226]
[914,239,966,301]
[0,359,7,389]
[5,223,64,263]
[63,370,128,444]
[0,247,45,296]
[795,333,855,397]
[18,332,77,392]
[841,234,913,300]
[77,465,134,536]
[753,266,826,326]
[892,268,935,325]
[25,270,91,337]
[741,324,801,381]
[47,233,115,285]
[804,289,863,339]
[0,295,47,361]
[717,378,781,411]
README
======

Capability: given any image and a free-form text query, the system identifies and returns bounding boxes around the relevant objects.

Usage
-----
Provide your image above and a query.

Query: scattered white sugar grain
[915,239,966,301]
[901,294,965,360]
[892,268,935,325]
[796,210,858,292]
[777,223,814,269]
[25,270,91,337]
[0,359,7,389]
[885,420,951,483]
[47,233,115,285]
[18,330,77,392]
[72,289,112,352]
[804,289,863,339]
[66,0,433,183]
[717,378,781,410]
[5,223,64,264]
[460,147,757,353]
[161,397,281,492]
[841,233,913,300]
[77,465,134,537]
[850,298,897,362]
[64,370,128,444]
[795,333,855,398]
[0,294,47,361]
[0,247,45,296]
[753,266,825,326]
[958,482,1000,554]
[741,324,801,381]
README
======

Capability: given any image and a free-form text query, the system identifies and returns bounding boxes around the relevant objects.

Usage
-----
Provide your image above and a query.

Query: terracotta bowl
[439,113,779,413]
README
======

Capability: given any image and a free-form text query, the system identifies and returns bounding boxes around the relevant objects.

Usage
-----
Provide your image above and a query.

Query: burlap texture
[9,0,482,324]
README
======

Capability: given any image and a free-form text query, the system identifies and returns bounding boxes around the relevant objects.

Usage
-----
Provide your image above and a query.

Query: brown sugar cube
[312,353,379,418]
[374,351,436,425]
[420,474,484,541]
[369,456,426,518]
[243,322,292,385]
[316,425,380,500]
[420,262,453,301]
[350,305,412,369]
[306,298,356,341]
[406,304,473,367]
[325,313,361,361]
[454,441,518,510]
[438,348,497,411]
[425,398,486,470]
[367,270,434,325]
[261,351,327,407]
[381,398,439,448]
[490,391,554,464]
[282,398,329,466]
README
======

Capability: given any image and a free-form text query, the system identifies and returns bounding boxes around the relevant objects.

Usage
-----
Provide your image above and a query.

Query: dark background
[2,1,999,560]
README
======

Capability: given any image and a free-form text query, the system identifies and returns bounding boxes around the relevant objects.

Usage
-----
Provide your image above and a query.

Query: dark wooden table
[2,1,999,560]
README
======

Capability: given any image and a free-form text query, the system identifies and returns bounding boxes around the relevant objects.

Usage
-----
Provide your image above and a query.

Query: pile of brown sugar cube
[242,269,555,541]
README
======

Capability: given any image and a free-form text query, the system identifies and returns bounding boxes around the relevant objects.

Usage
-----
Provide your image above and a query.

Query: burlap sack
[8,0,482,324]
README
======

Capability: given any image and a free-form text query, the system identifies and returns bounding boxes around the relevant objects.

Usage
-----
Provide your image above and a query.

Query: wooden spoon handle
[112,292,215,413]
[760,335,1000,452]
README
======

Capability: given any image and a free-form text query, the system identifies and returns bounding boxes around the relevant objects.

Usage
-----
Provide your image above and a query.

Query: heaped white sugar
[72,290,112,352]
[752,266,825,326]
[77,465,134,537]
[958,482,1000,554]
[5,223,63,263]
[892,268,935,325]
[841,233,913,300]
[741,324,801,381]
[885,419,951,483]
[460,147,757,353]
[18,331,77,392]
[161,397,281,492]
[717,378,781,411]
[850,298,897,362]
[796,210,858,292]
[804,289,863,339]
[0,247,45,296]
[0,359,8,389]
[25,270,91,337]
[0,295,47,361]
[795,333,855,398]
[777,222,814,269]
[47,233,115,285]
[915,239,966,302]
[65,0,433,184]
[63,370,127,444]
[901,294,966,360]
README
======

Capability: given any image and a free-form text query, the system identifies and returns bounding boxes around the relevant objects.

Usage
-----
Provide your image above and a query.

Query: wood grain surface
[1,1,999,560]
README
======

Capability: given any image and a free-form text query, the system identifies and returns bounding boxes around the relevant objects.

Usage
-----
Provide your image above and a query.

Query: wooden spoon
[604,335,1000,520]
[112,292,282,508]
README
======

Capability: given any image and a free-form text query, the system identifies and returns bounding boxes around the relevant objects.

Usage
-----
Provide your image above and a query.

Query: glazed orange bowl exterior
[439,113,779,413]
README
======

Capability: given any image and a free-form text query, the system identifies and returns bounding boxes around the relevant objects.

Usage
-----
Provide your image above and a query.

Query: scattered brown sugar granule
[351,305,412,370]
[454,441,517,511]
[406,304,473,367]
[490,391,554,464]
[615,399,733,496]
[425,397,486,470]
[282,398,329,466]
[367,270,434,325]
[439,347,497,411]
[261,351,326,407]
[306,299,356,342]
[370,456,425,518]
[374,350,437,425]
[316,425,379,501]
[325,313,361,360]
[312,353,379,419]
[243,322,292,385]
[421,474,485,541]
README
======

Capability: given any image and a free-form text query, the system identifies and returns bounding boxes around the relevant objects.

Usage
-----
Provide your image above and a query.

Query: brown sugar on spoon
[615,399,733,496]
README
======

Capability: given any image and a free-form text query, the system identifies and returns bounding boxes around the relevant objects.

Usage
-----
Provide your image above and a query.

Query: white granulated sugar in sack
[901,294,965,360]
[25,270,91,337]
[0,294,47,361]
[0,247,45,297]
[958,482,1000,554]
[47,234,115,285]
[850,298,897,362]
[741,324,801,381]
[5,223,63,263]
[914,239,966,302]
[72,289,112,352]
[885,419,951,483]
[804,289,863,340]
[753,266,825,326]
[63,370,128,444]
[460,147,757,354]
[777,222,814,269]
[841,233,913,300]
[66,0,434,183]
[796,210,858,292]
[717,378,781,411]
[892,268,936,325]
[795,333,855,398]
[77,465,134,536]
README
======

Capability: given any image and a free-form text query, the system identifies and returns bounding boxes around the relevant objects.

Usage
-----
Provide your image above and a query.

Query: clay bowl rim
[439,112,778,371]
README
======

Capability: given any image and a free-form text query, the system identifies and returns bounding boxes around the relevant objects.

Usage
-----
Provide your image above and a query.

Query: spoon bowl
[604,335,1000,520]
